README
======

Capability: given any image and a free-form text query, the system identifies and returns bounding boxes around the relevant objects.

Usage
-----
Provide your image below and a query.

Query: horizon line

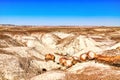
[0,24,120,27]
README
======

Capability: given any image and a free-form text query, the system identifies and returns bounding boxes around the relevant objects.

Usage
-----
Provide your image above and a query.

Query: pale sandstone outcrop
[31,71,65,80]
[0,54,24,80]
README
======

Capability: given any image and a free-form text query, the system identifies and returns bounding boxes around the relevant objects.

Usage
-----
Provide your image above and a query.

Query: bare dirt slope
[0,25,120,80]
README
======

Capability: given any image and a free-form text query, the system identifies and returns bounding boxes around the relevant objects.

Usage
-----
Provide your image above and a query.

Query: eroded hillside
[0,26,120,80]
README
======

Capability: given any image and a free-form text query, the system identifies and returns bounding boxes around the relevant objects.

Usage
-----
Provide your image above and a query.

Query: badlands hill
[0,25,120,80]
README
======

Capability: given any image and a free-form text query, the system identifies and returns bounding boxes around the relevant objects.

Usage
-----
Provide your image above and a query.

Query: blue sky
[0,0,120,26]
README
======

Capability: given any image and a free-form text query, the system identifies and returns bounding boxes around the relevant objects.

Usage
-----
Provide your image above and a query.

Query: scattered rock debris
[0,26,120,80]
